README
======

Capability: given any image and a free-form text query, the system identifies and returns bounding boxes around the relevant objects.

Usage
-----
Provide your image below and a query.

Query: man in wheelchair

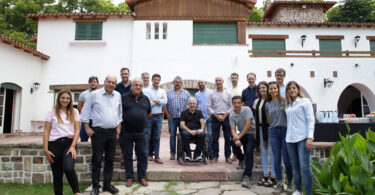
[179,97,206,161]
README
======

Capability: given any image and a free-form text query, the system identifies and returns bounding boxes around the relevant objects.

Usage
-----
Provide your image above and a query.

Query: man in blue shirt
[115,67,132,95]
[195,80,213,159]
[275,68,286,97]
[242,73,257,114]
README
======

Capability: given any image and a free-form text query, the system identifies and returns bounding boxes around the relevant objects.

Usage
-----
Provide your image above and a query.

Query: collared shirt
[229,106,255,134]
[242,85,258,113]
[286,97,315,143]
[265,99,287,129]
[122,91,151,133]
[279,83,286,97]
[46,108,80,141]
[229,86,242,97]
[115,81,131,95]
[81,88,122,129]
[207,89,232,115]
[166,88,191,119]
[180,109,204,130]
[143,86,168,114]
[195,88,213,120]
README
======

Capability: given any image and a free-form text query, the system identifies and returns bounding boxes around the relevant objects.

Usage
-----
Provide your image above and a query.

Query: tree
[327,0,375,22]
[248,7,264,22]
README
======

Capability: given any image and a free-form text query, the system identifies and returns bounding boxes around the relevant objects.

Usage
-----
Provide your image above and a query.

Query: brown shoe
[169,152,176,160]
[226,158,233,164]
[139,178,148,186]
[154,157,163,164]
[211,157,218,164]
[125,179,133,187]
[231,154,238,161]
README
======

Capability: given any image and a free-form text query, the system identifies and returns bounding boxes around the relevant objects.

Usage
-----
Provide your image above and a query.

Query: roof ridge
[0,34,49,60]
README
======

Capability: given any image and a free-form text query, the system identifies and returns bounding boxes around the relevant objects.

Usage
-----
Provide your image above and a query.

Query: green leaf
[367,129,375,143]
[332,176,341,193]
[330,142,341,156]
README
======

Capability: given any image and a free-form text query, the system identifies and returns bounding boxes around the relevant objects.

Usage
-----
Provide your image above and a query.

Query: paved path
[82,181,290,195]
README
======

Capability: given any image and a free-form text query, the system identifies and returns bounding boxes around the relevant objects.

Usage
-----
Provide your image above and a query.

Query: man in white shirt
[229,72,242,97]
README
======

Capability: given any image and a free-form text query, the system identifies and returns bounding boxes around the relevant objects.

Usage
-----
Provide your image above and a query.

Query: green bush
[311,125,375,195]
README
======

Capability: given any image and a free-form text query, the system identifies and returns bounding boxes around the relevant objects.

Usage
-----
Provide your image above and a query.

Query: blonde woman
[43,89,80,195]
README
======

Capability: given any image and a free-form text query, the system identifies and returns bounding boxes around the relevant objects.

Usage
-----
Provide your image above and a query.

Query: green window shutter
[193,23,237,44]
[370,40,375,56]
[75,22,103,40]
[319,39,341,56]
[252,39,285,56]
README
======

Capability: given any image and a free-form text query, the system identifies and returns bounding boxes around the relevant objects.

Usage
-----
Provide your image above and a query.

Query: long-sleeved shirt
[285,97,315,143]
[166,88,191,119]
[242,85,258,113]
[279,83,286,97]
[81,88,122,129]
[143,86,168,114]
[195,88,213,120]
[207,89,232,115]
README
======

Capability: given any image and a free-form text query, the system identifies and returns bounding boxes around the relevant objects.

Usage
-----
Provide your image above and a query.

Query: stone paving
[82,181,290,195]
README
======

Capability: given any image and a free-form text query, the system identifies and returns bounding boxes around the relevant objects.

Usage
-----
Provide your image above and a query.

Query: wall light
[324,78,334,88]
[354,35,360,48]
[30,82,40,94]
[301,35,307,47]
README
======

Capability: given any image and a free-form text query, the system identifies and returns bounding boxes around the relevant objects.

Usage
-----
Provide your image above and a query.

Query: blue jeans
[231,134,255,177]
[146,115,162,157]
[287,139,313,195]
[119,131,147,180]
[212,117,231,158]
[206,119,213,158]
[181,130,206,157]
[168,118,180,153]
[80,120,92,142]
[259,127,276,177]
[269,127,293,182]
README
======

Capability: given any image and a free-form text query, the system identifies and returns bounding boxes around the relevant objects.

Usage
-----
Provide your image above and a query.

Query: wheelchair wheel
[177,132,184,165]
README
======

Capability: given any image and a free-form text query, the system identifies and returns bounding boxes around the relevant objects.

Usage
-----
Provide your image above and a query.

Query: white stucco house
[1,0,375,133]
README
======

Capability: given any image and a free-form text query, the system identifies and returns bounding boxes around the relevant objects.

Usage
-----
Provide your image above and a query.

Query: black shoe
[193,154,203,161]
[102,185,119,194]
[184,153,192,161]
[90,187,99,195]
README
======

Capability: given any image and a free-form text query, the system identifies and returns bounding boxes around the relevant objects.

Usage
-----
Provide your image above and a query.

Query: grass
[0,183,91,195]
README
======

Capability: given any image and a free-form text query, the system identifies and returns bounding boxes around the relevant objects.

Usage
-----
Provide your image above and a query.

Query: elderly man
[120,78,151,187]
[195,80,213,159]
[207,76,233,164]
[180,97,206,161]
[143,74,167,164]
[81,75,122,195]
[164,76,190,160]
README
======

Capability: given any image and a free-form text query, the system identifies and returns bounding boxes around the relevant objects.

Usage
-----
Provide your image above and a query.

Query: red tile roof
[247,21,375,28]
[263,1,336,21]
[27,12,133,20]
[0,34,49,60]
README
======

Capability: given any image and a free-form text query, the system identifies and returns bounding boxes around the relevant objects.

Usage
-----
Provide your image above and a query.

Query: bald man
[81,75,122,195]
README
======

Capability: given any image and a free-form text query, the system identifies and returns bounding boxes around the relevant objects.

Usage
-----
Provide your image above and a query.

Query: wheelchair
[176,127,208,165]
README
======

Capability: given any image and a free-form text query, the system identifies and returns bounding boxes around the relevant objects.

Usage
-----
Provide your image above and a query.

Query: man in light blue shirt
[81,75,122,195]
[143,74,167,164]
[275,68,286,97]
[195,80,213,159]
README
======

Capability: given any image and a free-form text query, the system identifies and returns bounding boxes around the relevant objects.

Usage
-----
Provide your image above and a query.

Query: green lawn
[0,183,90,195]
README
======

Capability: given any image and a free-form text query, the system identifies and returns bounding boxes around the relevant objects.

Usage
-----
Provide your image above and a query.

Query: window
[75,22,103,40]
[370,40,375,56]
[146,23,151,39]
[319,39,342,56]
[193,23,237,44]
[154,23,159,39]
[252,39,285,56]
[163,23,167,40]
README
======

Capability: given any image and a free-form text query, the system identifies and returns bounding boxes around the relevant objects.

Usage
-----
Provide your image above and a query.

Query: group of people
[43,67,315,195]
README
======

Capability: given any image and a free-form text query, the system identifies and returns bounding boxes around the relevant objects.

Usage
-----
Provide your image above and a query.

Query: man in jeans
[229,96,256,188]
[143,74,167,164]
[120,78,151,187]
[163,76,190,160]
[81,75,122,195]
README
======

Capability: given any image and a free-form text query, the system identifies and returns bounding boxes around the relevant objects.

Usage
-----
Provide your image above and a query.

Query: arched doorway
[337,83,375,117]
[0,82,21,134]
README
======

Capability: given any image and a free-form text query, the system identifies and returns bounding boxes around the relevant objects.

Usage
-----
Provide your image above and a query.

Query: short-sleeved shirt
[265,99,287,128]
[122,91,151,133]
[46,108,80,141]
[229,106,255,134]
[115,81,132,95]
[180,109,204,130]
[78,89,92,103]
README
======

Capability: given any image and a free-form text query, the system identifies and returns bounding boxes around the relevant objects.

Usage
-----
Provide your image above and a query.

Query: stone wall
[0,141,333,184]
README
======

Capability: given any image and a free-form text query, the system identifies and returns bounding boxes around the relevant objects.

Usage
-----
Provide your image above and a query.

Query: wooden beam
[316,35,344,40]
[248,34,289,39]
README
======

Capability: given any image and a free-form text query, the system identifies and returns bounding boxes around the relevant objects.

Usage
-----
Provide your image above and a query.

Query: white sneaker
[291,191,303,195]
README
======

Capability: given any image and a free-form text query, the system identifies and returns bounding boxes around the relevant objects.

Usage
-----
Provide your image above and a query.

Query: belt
[217,113,225,115]
[93,127,116,131]
[152,113,163,116]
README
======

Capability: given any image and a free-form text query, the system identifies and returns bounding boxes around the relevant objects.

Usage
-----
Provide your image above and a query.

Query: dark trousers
[80,119,92,142]
[181,130,206,157]
[48,137,79,195]
[212,116,232,158]
[232,134,256,177]
[120,130,147,180]
[91,127,117,188]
